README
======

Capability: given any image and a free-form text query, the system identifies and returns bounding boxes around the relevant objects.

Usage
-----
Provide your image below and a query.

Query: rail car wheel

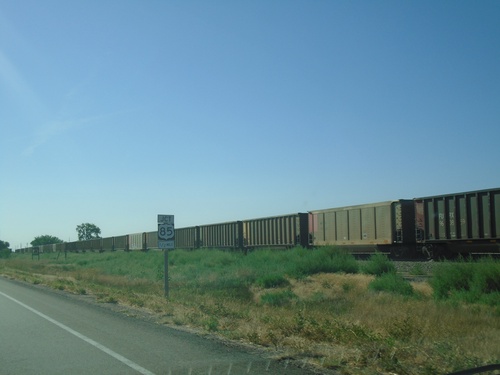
[422,245,433,260]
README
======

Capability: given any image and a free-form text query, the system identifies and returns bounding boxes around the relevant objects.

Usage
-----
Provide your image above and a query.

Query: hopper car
[415,188,500,257]
[16,188,499,259]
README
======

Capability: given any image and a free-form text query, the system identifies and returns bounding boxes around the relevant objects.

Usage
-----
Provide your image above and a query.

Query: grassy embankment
[1,248,499,375]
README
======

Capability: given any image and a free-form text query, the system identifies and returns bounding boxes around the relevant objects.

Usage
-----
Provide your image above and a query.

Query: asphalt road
[0,277,320,375]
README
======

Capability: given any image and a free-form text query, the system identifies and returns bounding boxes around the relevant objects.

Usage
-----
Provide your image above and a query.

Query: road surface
[0,277,320,374]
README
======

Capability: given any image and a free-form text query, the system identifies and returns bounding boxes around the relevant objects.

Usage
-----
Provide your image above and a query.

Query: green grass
[256,273,290,288]
[2,249,500,375]
[260,289,297,306]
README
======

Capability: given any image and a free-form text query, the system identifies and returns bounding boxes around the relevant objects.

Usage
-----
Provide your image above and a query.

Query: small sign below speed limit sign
[158,215,174,249]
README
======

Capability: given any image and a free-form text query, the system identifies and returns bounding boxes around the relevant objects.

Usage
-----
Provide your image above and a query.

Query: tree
[31,235,63,247]
[76,223,101,241]
[0,240,11,258]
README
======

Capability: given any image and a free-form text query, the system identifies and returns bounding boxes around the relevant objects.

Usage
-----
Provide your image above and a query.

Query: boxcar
[415,188,500,257]
[242,213,309,249]
[309,200,415,256]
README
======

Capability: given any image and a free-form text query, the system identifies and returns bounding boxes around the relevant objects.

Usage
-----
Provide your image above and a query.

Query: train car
[145,231,158,249]
[309,200,416,257]
[143,228,198,250]
[242,213,309,249]
[102,236,114,251]
[113,235,129,251]
[129,232,146,251]
[39,244,56,253]
[75,240,92,252]
[198,221,243,249]
[16,187,499,258]
[64,241,79,252]
[90,238,102,252]
[175,226,199,249]
[415,188,500,257]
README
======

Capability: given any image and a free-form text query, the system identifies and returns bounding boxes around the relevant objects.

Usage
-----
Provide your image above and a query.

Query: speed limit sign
[158,215,174,249]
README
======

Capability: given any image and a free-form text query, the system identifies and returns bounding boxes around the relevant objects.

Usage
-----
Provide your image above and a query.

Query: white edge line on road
[0,290,156,375]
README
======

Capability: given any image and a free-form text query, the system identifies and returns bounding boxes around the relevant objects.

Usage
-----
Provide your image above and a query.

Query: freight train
[17,188,500,259]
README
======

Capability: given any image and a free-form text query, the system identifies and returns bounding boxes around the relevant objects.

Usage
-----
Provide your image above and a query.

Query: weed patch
[362,252,396,276]
[256,273,289,288]
[290,247,359,277]
[368,272,414,296]
[260,290,297,306]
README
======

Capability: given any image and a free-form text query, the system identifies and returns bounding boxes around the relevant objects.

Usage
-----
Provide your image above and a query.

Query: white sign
[158,215,174,249]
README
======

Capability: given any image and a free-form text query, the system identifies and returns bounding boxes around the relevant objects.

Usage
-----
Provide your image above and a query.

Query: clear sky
[1,1,499,249]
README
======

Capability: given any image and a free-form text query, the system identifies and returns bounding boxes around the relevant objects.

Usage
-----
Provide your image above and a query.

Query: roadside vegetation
[1,248,499,374]
[0,240,11,259]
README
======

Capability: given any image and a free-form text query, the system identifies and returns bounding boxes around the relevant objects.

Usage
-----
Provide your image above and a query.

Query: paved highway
[0,277,319,375]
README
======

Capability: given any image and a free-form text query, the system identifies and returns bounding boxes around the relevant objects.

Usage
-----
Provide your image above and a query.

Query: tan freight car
[309,200,415,256]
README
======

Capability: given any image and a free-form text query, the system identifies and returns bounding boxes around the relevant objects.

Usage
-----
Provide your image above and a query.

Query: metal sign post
[158,215,174,298]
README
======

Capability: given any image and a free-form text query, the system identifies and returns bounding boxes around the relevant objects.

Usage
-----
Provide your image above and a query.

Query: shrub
[0,248,11,259]
[431,263,473,299]
[363,252,396,276]
[322,248,360,274]
[432,258,500,306]
[471,259,500,294]
[431,260,475,300]
[256,274,290,288]
[290,247,359,277]
[369,272,414,296]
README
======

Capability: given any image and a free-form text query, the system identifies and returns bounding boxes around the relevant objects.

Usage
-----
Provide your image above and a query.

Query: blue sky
[1,1,499,249]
